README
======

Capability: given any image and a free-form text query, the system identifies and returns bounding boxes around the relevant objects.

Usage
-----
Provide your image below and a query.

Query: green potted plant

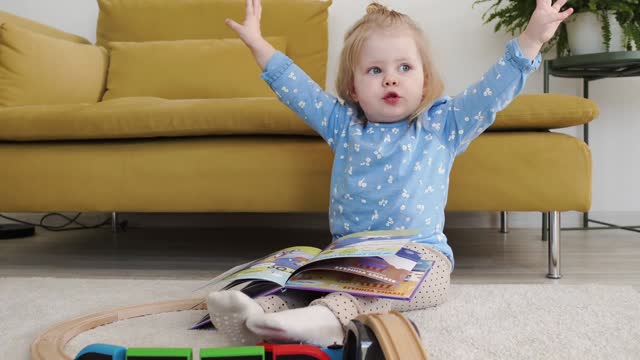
[618,0,640,49]
[473,0,640,56]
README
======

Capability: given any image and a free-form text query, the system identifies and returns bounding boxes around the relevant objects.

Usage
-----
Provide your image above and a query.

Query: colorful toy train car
[75,343,339,360]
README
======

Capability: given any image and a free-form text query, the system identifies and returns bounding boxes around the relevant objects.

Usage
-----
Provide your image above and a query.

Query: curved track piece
[357,311,428,360]
[31,297,206,360]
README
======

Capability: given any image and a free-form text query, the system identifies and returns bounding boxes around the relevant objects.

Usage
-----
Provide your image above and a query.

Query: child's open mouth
[383,92,400,105]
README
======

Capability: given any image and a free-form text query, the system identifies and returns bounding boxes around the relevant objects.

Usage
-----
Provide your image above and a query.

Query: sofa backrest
[96,0,331,88]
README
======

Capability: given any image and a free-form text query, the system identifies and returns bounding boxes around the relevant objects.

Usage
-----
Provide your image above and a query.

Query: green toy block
[126,347,192,360]
[200,346,264,360]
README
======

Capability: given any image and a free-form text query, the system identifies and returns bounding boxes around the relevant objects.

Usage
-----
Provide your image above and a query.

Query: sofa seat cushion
[448,132,591,211]
[0,97,315,141]
[0,133,590,212]
[0,94,598,142]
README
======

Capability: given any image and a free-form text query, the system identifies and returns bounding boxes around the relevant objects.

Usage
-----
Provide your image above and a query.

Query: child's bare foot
[207,290,264,345]
[246,305,344,346]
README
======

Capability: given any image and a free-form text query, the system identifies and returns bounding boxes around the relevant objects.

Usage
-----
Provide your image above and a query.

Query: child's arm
[225,0,349,149]
[426,0,573,155]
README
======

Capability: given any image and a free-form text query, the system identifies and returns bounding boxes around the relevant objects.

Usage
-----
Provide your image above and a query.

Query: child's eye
[400,64,411,72]
[368,67,382,75]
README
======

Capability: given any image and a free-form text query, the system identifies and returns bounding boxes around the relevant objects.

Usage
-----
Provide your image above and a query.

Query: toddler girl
[208,0,573,347]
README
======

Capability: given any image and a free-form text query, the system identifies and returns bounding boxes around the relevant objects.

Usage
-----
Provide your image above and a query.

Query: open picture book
[191,229,435,329]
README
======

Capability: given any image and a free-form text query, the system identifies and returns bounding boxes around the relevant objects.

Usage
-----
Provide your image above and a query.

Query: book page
[285,258,435,300]
[295,257,413,285]
[308,229,420,263]
[198,246,321,291]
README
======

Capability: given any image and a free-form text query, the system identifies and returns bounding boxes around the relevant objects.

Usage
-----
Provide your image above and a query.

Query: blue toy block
[320,346,343,360]
[75,343,127,360]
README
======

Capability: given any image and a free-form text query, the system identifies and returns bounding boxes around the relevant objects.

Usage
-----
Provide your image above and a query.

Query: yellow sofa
[0,0,597,277]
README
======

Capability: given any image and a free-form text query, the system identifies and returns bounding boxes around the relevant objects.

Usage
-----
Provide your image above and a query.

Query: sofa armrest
[490,94,599,131]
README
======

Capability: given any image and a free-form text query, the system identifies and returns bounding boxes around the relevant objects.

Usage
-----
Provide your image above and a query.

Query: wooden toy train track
[354,311,428,360]
[31,297,206,360]
[31,298,428,360]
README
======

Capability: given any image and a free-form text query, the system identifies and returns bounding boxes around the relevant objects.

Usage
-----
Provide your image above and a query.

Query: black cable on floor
[0,212,115,232]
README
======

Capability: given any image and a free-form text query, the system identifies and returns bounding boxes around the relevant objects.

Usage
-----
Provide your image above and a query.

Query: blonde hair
[335,3,444,124]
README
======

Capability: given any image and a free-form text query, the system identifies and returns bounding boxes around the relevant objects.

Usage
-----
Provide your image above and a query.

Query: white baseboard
[2,211,639,230]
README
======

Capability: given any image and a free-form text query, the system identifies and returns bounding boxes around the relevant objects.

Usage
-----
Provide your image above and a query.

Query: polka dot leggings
[255,243,451,327]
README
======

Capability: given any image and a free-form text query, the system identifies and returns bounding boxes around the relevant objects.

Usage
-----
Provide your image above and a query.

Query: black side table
[544,50,640,233]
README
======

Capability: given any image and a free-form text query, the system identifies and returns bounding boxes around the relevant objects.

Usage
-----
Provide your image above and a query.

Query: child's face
[352,27,424,123]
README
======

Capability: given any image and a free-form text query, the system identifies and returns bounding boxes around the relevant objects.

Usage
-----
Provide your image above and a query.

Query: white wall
[2,0,638,228]
[0,0,98,42]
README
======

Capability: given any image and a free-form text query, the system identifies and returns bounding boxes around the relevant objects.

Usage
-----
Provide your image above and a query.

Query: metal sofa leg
[500,211,508,233]
[112,212,118,233]
[542,212,549,241]
[546,211,561,279]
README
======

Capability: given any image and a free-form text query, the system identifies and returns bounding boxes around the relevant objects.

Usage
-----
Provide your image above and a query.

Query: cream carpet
[2,277,639,360]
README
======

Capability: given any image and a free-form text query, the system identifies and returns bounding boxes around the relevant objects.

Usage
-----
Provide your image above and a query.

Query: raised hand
[528,0,574,43]
[225,0,275,70]
[225,0,264,49]
[518,0,574,59]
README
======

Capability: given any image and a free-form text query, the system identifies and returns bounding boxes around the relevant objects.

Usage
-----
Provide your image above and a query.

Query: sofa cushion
[448,132,591,211]
[0,94,597,142]
[490,94,599,130]
[0,134,590,212]
[96,0,330,87]
[103,37,287,101]
[0,10,91,44]
[0,97,314,141]
[0,23,108,107]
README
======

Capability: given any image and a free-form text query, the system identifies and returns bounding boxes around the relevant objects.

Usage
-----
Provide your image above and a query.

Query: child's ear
[350,88,358,102]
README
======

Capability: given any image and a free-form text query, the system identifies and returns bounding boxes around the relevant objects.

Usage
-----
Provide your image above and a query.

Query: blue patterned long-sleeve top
[261,39,541,268]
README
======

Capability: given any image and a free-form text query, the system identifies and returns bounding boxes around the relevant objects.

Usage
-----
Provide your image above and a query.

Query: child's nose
[384,79,398,86]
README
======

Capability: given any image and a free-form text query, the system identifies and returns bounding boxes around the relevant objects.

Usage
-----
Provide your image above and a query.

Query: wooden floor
[1,222,639,289]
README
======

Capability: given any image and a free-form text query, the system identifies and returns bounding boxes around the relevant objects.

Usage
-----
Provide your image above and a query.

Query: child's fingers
[559,7,573,20]
[224,18,242,34]
[246,0,253,17]
[552,0,567,11]
[255,0,262,21]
